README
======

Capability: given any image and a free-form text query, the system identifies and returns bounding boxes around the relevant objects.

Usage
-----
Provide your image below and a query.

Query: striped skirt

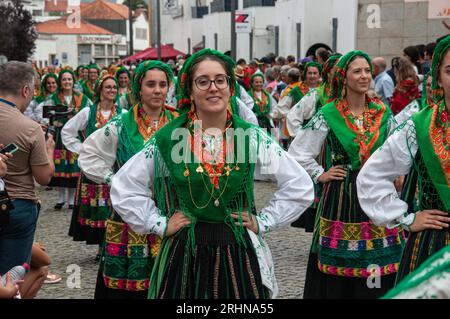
[94,213,161,299]
[304,170,404,298]
[149,222,268,299]
[49,126,79,187]
[396,228,450,283]
[68,173,111,245]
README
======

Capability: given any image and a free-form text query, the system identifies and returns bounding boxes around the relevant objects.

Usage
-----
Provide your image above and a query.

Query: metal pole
[332,18,338,52]
[147,0,152,47]
[296,23,301,61]
[230,0,236,60]
[275,26,279,57]
[188,38,191,55]
[202,35,206,49]
[214,33,218,50]
[157,0,162,60]
[249,31,253,60]
[129,0,134,55]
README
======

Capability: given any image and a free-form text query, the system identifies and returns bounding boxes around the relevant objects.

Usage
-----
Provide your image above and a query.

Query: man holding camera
[0,61,55,275]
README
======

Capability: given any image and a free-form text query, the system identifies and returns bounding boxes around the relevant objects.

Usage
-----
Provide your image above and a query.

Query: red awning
[123,45,186,63]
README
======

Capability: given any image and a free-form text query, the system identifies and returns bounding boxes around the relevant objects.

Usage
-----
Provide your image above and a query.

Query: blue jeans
[0,200,39,275]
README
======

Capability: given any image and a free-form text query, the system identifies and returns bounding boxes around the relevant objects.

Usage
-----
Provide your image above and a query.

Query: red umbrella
[123,45,186,63]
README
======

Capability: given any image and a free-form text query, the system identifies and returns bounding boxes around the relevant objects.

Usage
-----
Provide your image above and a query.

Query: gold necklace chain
[183,134,239,208]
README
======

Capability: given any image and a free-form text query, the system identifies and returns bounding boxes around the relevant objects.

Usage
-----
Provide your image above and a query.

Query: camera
[42,104,75,140]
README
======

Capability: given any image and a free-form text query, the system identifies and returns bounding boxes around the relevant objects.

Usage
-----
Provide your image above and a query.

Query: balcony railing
[243,0,276,8]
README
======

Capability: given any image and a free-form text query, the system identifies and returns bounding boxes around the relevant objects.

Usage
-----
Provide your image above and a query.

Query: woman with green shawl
[357,35,450,285]
[43,68,92,210]
[74,65,87,93]
[288,54,342,232]
[109,48,314,299]
[24,73,58,124]
[81,64,100,101]
[116,66,134,110]
[78,60,178,299]
[286,54,342,137]
[62,74,123,254]
[247,73,277,131]
[289,50,404,298]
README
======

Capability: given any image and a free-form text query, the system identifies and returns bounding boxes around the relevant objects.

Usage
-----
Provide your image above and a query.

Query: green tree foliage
[0,0,37,62]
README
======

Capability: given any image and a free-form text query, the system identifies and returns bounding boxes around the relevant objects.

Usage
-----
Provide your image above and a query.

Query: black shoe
[54,202,65,210]
[68,204,74,210]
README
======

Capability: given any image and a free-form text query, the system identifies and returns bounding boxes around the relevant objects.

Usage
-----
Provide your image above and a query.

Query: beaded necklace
[95,104,117,128]
[429,100,449,185]
[183,110,240,208]
[134,104,167,143]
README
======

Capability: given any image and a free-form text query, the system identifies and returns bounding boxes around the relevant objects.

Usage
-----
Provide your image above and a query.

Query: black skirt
[151,222,268,299]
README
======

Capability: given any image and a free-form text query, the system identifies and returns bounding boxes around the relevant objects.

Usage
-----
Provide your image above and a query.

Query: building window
[136,28,147,40]
[32,10,43,16]
[79,44,91,55]
[108,45,113,56]
[95,59,106,68]
[95,45,105,57]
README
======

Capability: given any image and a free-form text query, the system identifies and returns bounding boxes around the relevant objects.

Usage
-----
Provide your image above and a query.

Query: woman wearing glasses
[61,74,123,253]
[109,49,314,299]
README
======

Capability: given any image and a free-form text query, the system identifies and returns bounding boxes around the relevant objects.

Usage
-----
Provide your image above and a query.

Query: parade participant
[115,66,134,110]
[62,74,123,254]
[286,54,342,137]
[110,48,314,299]
[357,35,450,284]
[78,60,178,299]
[74,65,87,93]
[287,55,342,231]
[81,64,100,101]
[289,50,404,299]
[247,73,277,131]
[391,57,420,115]
[282,62,322,112]
[25,73,58,125]
[44,68,92,210]
[274,63,322,149]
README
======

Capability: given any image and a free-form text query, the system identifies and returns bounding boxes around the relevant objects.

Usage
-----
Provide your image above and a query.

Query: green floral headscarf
[303,61,323,79]
[36,73,58,103]
[330,50,372,100]
[94,73,118,103]
[176,48,237,110]
[430,35,450,101]
[132,60,174,103]
[250,73,265,90]
[115,66,133,87]
[57,68,76,91]
[322,53,342,83]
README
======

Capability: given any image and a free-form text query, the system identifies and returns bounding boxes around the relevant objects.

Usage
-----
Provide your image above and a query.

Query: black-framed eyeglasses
[194,75,230,91]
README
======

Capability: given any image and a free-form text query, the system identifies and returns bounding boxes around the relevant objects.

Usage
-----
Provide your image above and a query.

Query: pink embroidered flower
[107,244,120,256]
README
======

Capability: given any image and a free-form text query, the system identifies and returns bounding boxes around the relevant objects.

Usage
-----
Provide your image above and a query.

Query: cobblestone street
[34,181,312,299]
